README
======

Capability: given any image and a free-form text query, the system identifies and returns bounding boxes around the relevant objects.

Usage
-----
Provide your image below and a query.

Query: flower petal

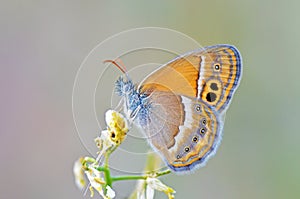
[73,157,86,190]
[146,177,175,199]
[146,185,155,199]
[106,185,116,198]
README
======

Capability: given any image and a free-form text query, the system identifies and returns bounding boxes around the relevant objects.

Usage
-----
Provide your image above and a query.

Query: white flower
[146,177,175,199]
[105,110,128,131]
[84,167,116,199]
[106,185,116,198]
[73,157,86,190]
[135,177,175,199]
[146,184,155,199]
[74,109,129,199]
[95,110,129,163]
[95,130,116,161]
[136,180,147,199]
[105,110,128,145]
[85,167,106,198]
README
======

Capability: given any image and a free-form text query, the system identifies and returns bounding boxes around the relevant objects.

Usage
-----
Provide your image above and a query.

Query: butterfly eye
[176,155,181,159]
[214,63,220,70]
[202,119,207,125]
[192,136,198,142]
[184,146,190,152]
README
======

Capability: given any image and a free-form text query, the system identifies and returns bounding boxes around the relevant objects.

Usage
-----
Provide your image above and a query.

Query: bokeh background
[1,1,300,199]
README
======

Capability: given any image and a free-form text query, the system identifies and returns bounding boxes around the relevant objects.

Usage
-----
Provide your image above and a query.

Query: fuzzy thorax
[115,77,150,124]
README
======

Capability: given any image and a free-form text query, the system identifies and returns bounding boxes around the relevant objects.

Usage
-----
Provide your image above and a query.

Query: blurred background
[1,0,300,198]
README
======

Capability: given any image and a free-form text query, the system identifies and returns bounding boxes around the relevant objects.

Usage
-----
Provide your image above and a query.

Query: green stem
[96,166,109,172]
[111,169,171,183]
[111,175,147,182]
[95,166,112,187]
[93,149,171,189]
[103,151,112,187]
[156,169,171,177]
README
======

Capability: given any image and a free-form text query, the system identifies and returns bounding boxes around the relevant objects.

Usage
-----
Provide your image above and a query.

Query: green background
[1,0,299,198]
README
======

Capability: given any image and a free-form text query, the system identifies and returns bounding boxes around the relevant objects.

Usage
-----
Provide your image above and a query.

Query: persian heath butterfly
[109,44,242,173]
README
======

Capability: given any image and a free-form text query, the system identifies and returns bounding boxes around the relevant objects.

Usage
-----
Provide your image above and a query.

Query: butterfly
[109,44,242,173]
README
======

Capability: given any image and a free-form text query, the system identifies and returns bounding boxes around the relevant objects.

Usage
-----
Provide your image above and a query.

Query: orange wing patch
[140,54,202,97]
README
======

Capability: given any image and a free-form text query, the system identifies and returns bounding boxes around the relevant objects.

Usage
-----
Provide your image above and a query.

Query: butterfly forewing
[198,45,242,112]
[139,53,201,98]
[140,44,242,113]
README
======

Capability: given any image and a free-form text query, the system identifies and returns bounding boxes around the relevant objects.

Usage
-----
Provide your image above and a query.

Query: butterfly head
[105,59,151,124]
[115,75,151,124]
[115,76,135,97]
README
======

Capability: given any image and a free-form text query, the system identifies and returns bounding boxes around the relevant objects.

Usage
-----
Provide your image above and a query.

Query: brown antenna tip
[103,59,127,74]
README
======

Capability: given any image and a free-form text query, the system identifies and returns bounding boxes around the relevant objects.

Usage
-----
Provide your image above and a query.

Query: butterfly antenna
[103,59,127,74]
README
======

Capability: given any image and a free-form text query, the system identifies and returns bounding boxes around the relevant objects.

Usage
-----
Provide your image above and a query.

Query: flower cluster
[73,109,175,199]
[74,110,128,198]
[95,110,128,162]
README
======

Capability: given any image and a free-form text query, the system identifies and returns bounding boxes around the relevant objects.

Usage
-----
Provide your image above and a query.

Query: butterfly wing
[140,44,242,113]
[126,44,242,172]
[137,90,224,173]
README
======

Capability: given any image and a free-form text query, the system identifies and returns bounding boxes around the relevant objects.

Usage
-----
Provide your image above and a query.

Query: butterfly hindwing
[137,89,223,173]
[168,96,224,172]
